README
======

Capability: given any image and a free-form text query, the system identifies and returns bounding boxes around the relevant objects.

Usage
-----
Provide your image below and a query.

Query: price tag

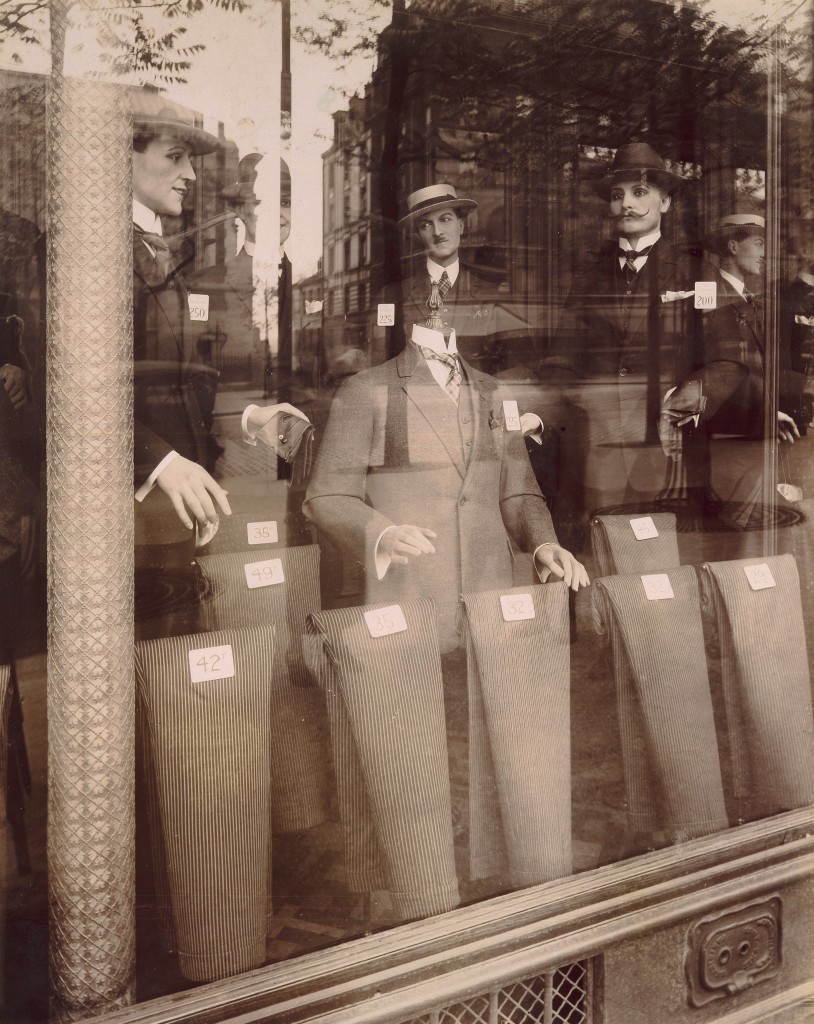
[630,516,659,540]
[641,574,674,601]
[364,604,407,638]
[188,293,210,322]
[744,563,776,591]
[247,521,278,545]
[500,593,535,622]
[188,644,235,683]
[694,281,717,310]
[244,558,285,589]
[377,303,395,327]
[503,399,521,431]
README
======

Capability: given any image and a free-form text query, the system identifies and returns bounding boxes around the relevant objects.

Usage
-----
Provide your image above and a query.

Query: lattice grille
[398,960,590,1024]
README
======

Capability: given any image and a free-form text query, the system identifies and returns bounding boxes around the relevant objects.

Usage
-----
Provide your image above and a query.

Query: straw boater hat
[593,142,684,201]
[399,183,478,226]
[707,212,765,255]
[131,88,222,156]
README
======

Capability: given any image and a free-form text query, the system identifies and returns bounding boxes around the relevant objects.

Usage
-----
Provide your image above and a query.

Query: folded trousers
[306,598,459,921]
[592,567,728,838]
[700,553,814,820]
[590,513,680,578]
[197,544,330,833]
[461,583,572,886]
[135,625,275,982]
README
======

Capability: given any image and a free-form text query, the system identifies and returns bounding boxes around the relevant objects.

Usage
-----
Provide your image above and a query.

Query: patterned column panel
[46,1,136,1018]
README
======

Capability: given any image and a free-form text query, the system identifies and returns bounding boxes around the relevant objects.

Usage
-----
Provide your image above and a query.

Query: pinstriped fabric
[135,625,274,983]
[700,554,814,821]
[461,584,571,887]
[590,513,680,577]
[197,545,330,833]
[306,598,459,921]
[592,568,728,839]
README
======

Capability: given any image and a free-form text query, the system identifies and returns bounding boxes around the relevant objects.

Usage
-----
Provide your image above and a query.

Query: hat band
[406,193,461,217]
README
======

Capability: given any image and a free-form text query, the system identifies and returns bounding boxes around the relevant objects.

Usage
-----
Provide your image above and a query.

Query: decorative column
[46,0,135,1017]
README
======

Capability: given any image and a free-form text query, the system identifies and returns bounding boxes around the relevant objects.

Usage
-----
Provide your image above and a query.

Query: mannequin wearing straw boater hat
[552,142,701,520]
[373,184,500,364]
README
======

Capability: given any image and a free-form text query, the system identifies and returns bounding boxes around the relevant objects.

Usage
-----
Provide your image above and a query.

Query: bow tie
[617,244,653,267]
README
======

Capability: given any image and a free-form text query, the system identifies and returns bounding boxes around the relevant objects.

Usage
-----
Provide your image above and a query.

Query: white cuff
[532,542,554,584]
[241,403,260,445]
[135,450,179,502]
[373,525,398,580]
[521,412,544,444]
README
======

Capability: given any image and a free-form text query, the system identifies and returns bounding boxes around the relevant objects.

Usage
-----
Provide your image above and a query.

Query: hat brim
[133,116,222,156]
[399,197,478,226]
[592,168,683,201]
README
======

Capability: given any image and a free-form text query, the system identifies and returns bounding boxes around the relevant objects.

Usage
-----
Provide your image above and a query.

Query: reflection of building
[291,266,324,385]
[321,96,372,373]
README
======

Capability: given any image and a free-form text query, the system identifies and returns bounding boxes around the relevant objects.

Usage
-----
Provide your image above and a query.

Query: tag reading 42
[244,558,285,589]
[188,644,235,683]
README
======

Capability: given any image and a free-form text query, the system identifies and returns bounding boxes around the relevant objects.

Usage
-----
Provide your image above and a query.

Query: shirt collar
[411,323,458,356]
[798,271,814,288]
[426,257,459,286]
[133,199,162,236]
[618,229,661,253]
[720,268,746,296]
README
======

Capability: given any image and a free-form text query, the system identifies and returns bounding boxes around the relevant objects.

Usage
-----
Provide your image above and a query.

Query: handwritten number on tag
[630,516,659,540]
[694,281,717,309]
[247,521,278,545]
[364,604,407,637]
[244,558,285,589]
[377,303,395,327]
[188,644,235,682]
[188,293,210,322]
[500,593,535,621]
[503,399,521,431]
[641,574,674,601]
[744,563,776,590]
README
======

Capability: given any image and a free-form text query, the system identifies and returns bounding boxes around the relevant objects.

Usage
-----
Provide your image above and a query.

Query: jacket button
[459,497,467,505]
[619,367,628,376]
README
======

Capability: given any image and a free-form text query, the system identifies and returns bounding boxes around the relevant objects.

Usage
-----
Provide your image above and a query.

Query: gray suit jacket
[304,343,558,651]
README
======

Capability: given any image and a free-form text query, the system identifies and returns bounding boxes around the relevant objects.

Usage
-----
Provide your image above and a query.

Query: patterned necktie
[415,344,462,403]
[618,244,653,282]
[744,290,764,334]
[436,269,451,300]
[136,226,172,281]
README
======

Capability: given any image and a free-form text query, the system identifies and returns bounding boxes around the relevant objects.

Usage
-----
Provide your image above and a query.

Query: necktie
[744,290,764,332]
[618,244,653,282]
[436,269,451,300]
[415,343,462,404]
[136,227,172,281]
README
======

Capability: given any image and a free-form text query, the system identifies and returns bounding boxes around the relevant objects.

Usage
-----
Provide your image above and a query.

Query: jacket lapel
[462,360,499,477]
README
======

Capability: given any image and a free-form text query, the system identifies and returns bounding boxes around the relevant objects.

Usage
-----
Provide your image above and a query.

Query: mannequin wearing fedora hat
[130,90,233,633]
[551,142,702,520]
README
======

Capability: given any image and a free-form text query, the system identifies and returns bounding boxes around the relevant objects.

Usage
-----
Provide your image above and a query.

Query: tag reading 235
[188,644,235,683]
[503,399,521,431]
[244,558,285,589]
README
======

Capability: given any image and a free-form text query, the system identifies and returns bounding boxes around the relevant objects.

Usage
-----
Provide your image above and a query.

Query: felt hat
[221,152,264,203]
[131,88,222,156]
[399,183,477,225]
[593,142,684,200]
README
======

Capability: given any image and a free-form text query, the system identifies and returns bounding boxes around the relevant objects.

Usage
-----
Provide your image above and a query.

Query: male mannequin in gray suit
[305,185,588,653]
